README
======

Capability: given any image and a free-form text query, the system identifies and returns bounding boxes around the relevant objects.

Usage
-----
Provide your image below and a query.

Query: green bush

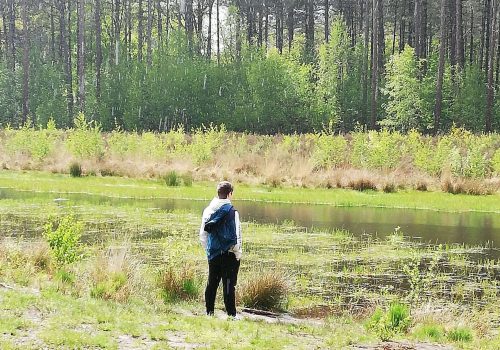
[190,124,226,165]
[491,148,500,175]
[69,162,82,177]
[312,134,347,169]
[447,327,473,342]
[65,113,105,160]
[164,171,180,186]
[43,215,83,267]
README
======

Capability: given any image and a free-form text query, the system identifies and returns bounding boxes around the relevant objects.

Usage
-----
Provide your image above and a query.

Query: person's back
[199,181,242,316]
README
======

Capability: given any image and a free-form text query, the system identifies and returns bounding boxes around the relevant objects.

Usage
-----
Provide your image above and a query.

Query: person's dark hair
[217,181,233,199]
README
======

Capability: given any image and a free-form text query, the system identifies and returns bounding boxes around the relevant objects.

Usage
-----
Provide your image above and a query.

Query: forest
[0,0,500,134]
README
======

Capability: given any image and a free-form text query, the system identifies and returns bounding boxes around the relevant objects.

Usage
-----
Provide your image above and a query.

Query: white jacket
[199,197,242,260]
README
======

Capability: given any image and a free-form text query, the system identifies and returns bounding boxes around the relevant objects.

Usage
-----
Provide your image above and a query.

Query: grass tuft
[163,171,180,187]
[348,178,377,192]
[69,162,82,177]
[382,182,397,193]
[447,326,473,342]
[239,271,289,312]
[157,265,200,303]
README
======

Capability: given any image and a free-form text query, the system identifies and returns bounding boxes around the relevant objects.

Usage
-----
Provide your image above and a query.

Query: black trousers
[205,252,240,316]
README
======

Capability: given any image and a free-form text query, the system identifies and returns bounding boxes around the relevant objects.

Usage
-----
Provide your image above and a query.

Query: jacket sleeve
[232,211,242,260]
[199,210,208,251]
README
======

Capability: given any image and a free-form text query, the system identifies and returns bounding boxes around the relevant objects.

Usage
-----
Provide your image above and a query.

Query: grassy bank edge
[1,170,500,213]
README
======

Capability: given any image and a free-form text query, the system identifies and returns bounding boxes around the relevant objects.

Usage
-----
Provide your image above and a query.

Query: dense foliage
[0,1,499,134]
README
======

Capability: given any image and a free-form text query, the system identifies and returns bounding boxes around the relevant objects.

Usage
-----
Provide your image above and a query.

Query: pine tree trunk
[77,0,85,112]
[486,0,498,132]
[96,0,103,99]
[147,0,152,65]
[157,0,163,48]
[207,0,213,58]
[456,0,465,69]
[434,0,447,134]
[50,0,56,62]
[470,5,474,65]
[22,0,29,123]
[217,0,220,63]
[287,3,294,52]
[7,0,15,71]
[370,0,379,129]
[325,0,329,42]
[138,0,144,61]
[392,0,398,55]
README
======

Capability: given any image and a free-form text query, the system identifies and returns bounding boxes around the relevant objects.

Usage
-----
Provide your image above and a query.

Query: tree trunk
[77,0,85,112]
[22,0,29,123]
[456,0,465,69]
[363,0,370,125]
[305,0,314,61]
[470,5,474,65]
[370,0,379,130]
[147,0,153,65]
[217,0,220,63]
[399,0,406,52]
[392,0,397,55]
[434,0,447,134]
[50,0,56,62]
[486,0,498,132]
[186,0,194,54]
[414,0,422,58]
[7,0,15,71]
[287,3,294,52]
[276,0,283,53]
[325,0,329,42]
[265,0,269,49]
[207,0,214,58]
[138,0,144,61]
[96,0,103,99]
[485,0,491,70]
[157,0,163,48]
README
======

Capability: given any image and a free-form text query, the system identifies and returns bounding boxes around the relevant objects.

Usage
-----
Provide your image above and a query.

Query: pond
[1,187,499,257]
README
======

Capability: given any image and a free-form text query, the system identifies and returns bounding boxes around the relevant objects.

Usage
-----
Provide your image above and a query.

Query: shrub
[312,134,347,169]
[415,181,428,191]
[158,266,200,303]
[492,149,500,175]
[181,173,193,187]
[69,162,82,177]
[442,178,494,195]
[100,168,116,177]
[239,271,289,311]
[382,182,397,193]
[43,215,83,267]
[348,178,377,191]
[65,113,105,160]
[447,327,473,342]
[164,171,180,186]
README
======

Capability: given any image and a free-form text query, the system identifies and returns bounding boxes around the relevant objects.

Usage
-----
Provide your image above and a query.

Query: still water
[1,188,500,253]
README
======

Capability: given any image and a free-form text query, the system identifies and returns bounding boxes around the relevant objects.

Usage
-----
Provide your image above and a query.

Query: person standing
[199,181,242,317]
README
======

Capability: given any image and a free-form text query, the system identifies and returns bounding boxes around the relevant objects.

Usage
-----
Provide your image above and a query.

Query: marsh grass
[239,271,289,312]
[413,323,445,342]
[89,247,138,302]
[163,171,180,187]
[157,265,201,303]
[447,326,473,342]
